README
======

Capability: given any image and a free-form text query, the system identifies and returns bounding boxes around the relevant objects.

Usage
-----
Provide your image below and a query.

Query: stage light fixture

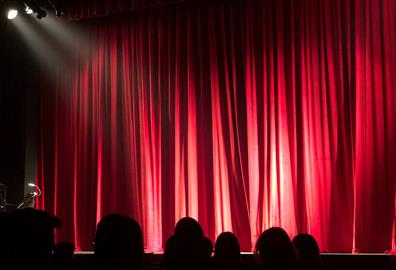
[2,0,62,19]
[25,5,33,14]
[22,0,47,19]
[36,8,45,19]
[47,0,63,16]
[2,1,28,19]
[1,0,21,19]
[55,9,62,16]
[7,8,18,19]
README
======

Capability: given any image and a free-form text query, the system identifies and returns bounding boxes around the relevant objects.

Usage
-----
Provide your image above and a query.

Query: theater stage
[75,252,396,270]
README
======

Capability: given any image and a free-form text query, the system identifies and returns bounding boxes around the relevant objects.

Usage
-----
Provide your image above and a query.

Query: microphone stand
[17,192,38,209]
[17,183,42,209]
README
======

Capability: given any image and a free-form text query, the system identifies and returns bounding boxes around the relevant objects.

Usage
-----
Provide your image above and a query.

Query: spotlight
[23,0,47,19]
[47,0,63,16]
[2,0,60,20]
[25,5,33,14]
[3,1,29,19]
[55,9,63,16]
[7,9,18,19]
[36,8,46,19]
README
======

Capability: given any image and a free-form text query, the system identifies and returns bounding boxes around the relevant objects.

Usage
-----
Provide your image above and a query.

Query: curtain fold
[37,0,396,252]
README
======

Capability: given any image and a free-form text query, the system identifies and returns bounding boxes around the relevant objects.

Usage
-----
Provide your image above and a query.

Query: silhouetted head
[6,208,61,269]
[255,227,297,270]
[174,217,203,240]
[52,241,75,269]
[214,232,240,263]
[292,233,324,270]
[163,217,211,270]
[53,241,75,260]
[94,214,143,270]
[0,212,8,264]
[200,236,214,262]
[292,233,320,258]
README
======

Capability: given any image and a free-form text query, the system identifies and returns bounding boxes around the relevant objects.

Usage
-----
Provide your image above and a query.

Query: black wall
[0,18,39,208]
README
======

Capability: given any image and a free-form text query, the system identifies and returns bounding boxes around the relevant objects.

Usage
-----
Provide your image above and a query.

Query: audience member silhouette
[94,214,144,270]
[255,227,298,270]
[200,236,214,267]
[292,234,324,270]
[174,216,204,239]
[162,217,212,270]
[51,241,76,270]
[5,208,61,270]
[0,208,332,270]
[213,232,245,270]
[0,212,8,268]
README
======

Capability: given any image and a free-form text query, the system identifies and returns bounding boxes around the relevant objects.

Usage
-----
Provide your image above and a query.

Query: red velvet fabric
[37,0,396,252]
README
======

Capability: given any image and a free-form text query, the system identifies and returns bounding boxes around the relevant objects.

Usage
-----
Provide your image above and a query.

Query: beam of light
[12,15,63,81]
[39,14,90,61]
[7,9,18,20]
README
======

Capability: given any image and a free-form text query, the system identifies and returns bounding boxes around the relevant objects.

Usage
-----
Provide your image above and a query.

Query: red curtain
[37,0,396,252]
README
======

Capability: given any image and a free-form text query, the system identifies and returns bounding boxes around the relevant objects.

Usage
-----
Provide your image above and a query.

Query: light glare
[7,9,18,20]
[26,7,33,14]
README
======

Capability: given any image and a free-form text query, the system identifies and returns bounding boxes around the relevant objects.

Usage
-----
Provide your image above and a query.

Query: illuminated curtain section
[37,0,396,252]
[354,0,396,252]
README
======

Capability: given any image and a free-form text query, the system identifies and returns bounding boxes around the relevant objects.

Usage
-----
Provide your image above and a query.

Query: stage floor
[75,252,396,270]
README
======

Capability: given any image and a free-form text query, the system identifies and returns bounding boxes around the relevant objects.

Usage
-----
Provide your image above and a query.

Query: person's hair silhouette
[255,227,297,270]
[292,233,324,270]
[174,217,204,239]
[94,214,143,270]
[213,232,242,270]
[0,212,8,268]
[5,208,61,270]
[51,241,76,270]
[162,217,212,270]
